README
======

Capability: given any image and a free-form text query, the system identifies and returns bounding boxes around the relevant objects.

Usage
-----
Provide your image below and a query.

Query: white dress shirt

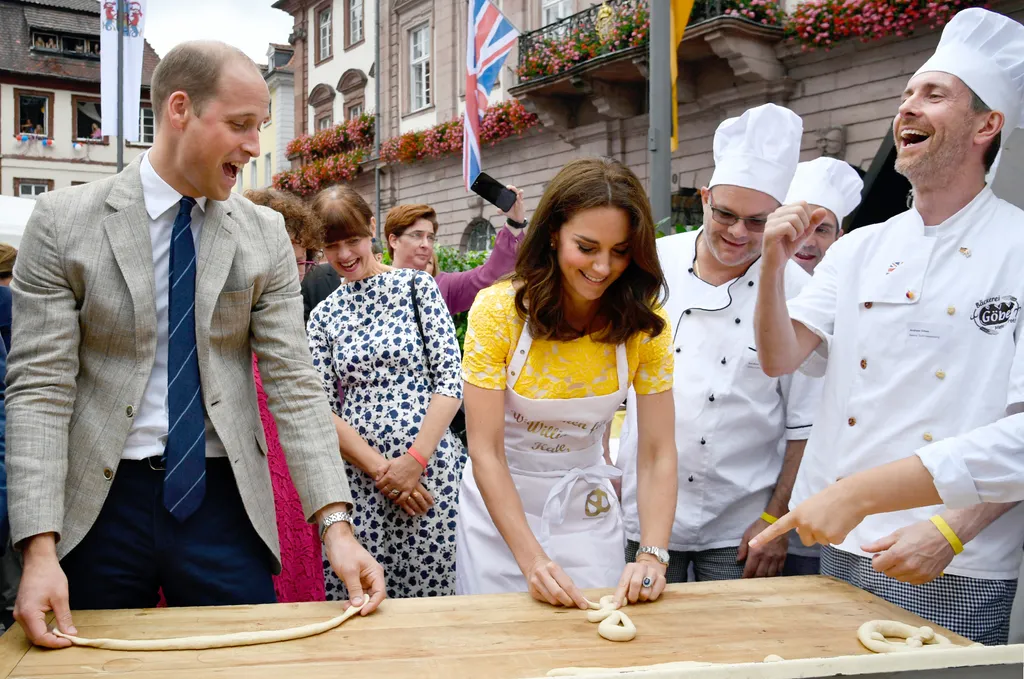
[617,230,822,551]
[122,152,227,460]
[788,187,1024,580]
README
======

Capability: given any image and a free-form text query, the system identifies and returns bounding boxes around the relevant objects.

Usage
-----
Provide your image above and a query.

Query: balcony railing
[516,0,782,84]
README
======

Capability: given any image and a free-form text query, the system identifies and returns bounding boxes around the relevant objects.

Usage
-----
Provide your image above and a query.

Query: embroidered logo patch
[972,295,1020,335]
[886,261,903,274]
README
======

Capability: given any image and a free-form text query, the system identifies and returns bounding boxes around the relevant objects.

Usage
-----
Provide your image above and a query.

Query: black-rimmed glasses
[707,190,769,233]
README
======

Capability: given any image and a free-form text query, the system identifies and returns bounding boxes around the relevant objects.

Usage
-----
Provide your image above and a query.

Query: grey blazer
[5,156,352,569]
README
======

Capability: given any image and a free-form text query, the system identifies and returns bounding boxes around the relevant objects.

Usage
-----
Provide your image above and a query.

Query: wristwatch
[506,216,527,230]
[637,545,670,566]
[319,510,355,543]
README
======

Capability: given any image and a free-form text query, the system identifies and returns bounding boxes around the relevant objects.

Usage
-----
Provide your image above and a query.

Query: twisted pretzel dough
[584,596,636,642]
[856,620,953,654]
[53,603,363,651]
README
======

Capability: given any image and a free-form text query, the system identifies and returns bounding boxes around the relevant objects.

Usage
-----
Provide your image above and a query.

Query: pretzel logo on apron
[585,489,611,517]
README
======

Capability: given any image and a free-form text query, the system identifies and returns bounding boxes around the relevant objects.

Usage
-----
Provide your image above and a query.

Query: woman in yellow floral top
[455,158,677,610]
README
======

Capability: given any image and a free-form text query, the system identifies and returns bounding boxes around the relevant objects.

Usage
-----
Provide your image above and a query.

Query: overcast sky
[142,0,293,64]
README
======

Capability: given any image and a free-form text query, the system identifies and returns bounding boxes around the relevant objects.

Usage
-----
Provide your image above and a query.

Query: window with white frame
[317,114,333,130]
[409,24,431,112]
[17,180,50,198]
[318,6,333,61]
[349,0,364,44]
[138,106,155,144]
[251,160,258,188]
[542,0,573,25]
[264,153,272,186]
[347,103,363,120]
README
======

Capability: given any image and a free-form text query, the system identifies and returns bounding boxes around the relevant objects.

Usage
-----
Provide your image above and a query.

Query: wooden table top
[0,576,973,679]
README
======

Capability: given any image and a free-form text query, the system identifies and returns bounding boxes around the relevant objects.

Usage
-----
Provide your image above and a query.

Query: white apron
[455,326,628,595]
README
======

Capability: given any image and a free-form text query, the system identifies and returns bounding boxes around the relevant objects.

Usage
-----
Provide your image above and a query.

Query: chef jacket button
[519,349,525,354]
[708,394,715,402]
[721,357,726,365]
[675,347,681,354]
[923,433,934,442]
[688,268,693,273]
[906,291,916,300]
[684,310,691,315]
[748,281,754,287]
[864,302,873,309]
[734,318,741,324]
[848,417,857,427]
[103,467,114,481]
[688,475,694,483]
[126,405,135,418]
[510,370,516,376]
[700,437,706,445]
[947,306,956,315]
[936,370,946,379]
[860,359,867,369]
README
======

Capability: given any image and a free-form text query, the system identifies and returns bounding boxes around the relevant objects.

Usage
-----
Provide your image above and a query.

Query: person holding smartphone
[384,182,527,316]
[456,158,677,608]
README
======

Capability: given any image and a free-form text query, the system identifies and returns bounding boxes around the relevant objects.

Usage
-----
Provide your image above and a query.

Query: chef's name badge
[972,295,1020,336]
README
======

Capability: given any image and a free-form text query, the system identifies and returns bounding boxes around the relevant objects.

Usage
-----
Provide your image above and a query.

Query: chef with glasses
[617,104,822,581]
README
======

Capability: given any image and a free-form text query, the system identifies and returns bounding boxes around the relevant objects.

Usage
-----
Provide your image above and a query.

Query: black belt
[121,456,166,471]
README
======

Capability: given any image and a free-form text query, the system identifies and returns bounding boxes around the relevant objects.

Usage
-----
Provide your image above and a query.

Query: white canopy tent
[0,195,37,248]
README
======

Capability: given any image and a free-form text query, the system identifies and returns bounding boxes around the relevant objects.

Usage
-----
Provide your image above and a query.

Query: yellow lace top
[462,281,674,399]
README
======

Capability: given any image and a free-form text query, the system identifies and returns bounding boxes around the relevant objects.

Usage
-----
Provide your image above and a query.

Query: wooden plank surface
[0,576,973,679]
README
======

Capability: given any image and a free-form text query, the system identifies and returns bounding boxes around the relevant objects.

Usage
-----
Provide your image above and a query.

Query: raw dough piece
[857,620,953,654]
[763,654,785,662]
[584,596,636,641]
[53,603,363,651]
[597,610,636,642]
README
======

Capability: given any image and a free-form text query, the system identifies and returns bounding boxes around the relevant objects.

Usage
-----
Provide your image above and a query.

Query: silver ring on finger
[642,576,653,588]
[390,489,400,497]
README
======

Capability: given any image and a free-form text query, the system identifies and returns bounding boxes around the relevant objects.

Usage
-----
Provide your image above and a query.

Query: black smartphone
[471,171,517,213]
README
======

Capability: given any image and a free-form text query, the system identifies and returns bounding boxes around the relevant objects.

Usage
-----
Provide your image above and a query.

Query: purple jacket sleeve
[435,226,524,315]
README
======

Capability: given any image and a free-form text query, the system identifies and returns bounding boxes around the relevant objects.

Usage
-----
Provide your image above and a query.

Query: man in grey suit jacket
[6,41,385,648]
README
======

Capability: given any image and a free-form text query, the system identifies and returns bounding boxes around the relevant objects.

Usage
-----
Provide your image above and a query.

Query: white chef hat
[708,103,803,204]
[915,8,1024,131]
[784,157,864,224]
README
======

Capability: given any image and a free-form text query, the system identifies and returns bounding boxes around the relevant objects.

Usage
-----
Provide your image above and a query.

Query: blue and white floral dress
[307,268,465,599]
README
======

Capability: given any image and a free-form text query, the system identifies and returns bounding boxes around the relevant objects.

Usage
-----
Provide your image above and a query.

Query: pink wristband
[407,446,428,469]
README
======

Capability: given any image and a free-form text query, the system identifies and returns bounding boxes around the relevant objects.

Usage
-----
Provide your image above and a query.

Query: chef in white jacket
[779,157,864,573]
[617,104,822,581]
[750,8,1024,645]
[787,158,864,275]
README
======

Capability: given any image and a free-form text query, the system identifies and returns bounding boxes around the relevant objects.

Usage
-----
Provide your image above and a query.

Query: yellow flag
[670,0,695,152]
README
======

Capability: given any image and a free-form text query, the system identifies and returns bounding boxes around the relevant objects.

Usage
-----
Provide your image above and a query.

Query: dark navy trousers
[62,457,276,609]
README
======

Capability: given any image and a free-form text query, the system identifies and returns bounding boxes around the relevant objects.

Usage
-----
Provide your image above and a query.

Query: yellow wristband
[929,515,964,555]
[761,512,779,525]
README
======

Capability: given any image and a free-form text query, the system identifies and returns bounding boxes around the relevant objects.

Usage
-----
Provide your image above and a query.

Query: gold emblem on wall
[595,3,614,43]
[585,489,611,517]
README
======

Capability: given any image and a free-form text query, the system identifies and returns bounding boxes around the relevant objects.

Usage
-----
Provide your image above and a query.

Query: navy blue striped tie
[164,196,206,522]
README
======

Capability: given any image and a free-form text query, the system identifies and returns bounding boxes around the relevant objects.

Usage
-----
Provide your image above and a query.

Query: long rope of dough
[52,603,364,651]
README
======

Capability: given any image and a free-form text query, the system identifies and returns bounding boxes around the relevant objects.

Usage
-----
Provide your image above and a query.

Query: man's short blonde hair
[150,40,256,123]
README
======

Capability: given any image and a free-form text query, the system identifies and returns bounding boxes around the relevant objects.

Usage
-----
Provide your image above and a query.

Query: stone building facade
[274,0,1024,249]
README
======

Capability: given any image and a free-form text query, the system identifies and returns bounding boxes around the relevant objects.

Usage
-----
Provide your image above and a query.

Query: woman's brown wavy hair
[513,157,667,344]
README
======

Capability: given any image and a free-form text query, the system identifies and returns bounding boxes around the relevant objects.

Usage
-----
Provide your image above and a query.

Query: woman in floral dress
[307,186,465,600]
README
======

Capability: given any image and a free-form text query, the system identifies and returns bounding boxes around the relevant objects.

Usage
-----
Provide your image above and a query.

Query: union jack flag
[463,0,519,190]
